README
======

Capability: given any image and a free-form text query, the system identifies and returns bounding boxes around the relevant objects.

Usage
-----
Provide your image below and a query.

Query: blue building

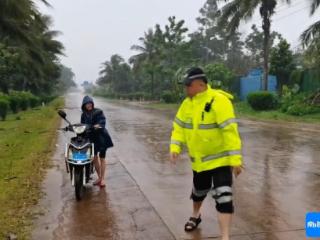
[240,68,277,100]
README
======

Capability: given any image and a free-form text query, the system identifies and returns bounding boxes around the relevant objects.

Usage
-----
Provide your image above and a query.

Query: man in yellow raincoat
[170,67,243,240]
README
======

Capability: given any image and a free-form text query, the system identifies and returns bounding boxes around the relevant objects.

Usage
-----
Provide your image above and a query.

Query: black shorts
[191,166,234,213]
[94,148,107,158]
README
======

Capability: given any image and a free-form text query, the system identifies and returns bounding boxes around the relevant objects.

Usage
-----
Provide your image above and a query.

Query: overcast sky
[38,0,319,84]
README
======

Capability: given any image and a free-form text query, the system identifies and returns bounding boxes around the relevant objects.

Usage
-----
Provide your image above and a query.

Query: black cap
[182,67,207,86]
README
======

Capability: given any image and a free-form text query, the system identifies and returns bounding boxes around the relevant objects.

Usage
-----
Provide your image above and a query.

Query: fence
[301,68,320,92]
[238,68,277,100]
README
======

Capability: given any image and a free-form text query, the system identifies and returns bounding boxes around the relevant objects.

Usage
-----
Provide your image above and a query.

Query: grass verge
[235,102,320,123]
[0,98,64,239]
[144,102,179,110]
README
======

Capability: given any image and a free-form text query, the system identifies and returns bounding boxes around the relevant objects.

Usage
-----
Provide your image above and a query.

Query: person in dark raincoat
[81,96,113,187]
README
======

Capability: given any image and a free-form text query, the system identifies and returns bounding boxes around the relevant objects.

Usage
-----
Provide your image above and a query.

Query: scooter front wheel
[74,167,84,201]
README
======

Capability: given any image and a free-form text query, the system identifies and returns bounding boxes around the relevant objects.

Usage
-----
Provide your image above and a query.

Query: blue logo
[306,212,320,238]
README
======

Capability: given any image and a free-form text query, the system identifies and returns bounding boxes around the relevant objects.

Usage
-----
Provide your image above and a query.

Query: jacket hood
[191,85,234,101]
[216,89,234,100]
[82,95,94,111]
[207,85,234,100]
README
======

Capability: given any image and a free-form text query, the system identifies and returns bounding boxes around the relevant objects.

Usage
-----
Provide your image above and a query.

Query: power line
[276,0,300,8]
[273,5,310,22]
[249,1,309,23]
[276,0,308,14]
[277,0,307,9]
[276,0,305,12]
[250,5,310,24]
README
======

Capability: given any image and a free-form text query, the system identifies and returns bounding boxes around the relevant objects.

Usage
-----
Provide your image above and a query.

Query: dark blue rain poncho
[81,96,114,152]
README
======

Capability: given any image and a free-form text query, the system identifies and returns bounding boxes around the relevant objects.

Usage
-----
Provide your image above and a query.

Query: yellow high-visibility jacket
[170,85,242,173]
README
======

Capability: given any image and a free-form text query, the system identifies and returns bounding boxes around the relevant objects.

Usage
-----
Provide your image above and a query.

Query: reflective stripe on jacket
[170,85,242,173]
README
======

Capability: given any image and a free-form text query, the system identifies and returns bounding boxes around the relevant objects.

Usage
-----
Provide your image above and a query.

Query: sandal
[184,215,201,232]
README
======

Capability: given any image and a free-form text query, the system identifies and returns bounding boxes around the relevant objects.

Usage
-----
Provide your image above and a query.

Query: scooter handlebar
[57,124,102,132]
[57,126,73,132]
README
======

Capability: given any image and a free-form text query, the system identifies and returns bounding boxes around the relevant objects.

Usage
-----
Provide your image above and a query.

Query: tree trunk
[276,73,283,96]
[261,3,271,91]
[22,77,27,91]
[278,82,283,96]
[151,71,154,98]
[0,76,9,93]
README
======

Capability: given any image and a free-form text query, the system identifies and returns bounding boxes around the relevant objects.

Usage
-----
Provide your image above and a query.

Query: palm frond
[130,44,146,52]
[218,0,241,28]
[226,11,242,35]
[129,53,147,65]
[218,0,260,34]
[301,20,320,46]
[243,0,261,21]
[311,0,320,14]
[43,30,62,38]
[35,0,52,8]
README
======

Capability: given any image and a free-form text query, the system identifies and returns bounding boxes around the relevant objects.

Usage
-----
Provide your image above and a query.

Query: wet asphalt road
[32,92,320,240]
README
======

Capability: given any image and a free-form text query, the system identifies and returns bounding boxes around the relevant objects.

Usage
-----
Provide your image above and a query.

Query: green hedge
[247,91,278,111]
[286,104,319,116]
[0,91,54,120]
[20,92,30,110]
[8,91,21,113]
[8,91,34,111]
[281,91,320,116]
[161,90,179,103]
[0,98,9,120]
[39,95,57,104]
[29,95,40,108]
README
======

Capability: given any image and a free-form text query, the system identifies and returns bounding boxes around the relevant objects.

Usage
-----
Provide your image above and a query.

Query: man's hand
[233,166,243,178]
[170,152,180,164]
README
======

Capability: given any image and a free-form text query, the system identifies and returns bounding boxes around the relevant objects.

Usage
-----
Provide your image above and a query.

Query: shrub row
[247,91,278,111]
[280,91,320,116]
[247,90,320,116]
[0,91,55,120]
[160,90,180,103]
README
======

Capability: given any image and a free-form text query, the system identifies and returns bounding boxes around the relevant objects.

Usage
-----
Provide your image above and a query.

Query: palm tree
[24,14,64,92]
[130,28,162,96]
[99,55,125,86]
[0,0,32,41]
[0,0,63,93]
[0,0,50,42]
[218,0,290,90]
[98,55,133,93]
[301,0,320,46]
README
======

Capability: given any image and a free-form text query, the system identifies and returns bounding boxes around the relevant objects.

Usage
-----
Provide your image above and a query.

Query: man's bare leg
[185,201,203,231]
[218,213,232,240]
[192,201,203,218]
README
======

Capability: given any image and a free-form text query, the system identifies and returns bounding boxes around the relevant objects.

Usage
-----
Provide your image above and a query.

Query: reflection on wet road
[33,92,320,240]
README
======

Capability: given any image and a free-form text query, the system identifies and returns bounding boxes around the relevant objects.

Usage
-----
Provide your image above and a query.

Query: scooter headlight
[73,125,86,134]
